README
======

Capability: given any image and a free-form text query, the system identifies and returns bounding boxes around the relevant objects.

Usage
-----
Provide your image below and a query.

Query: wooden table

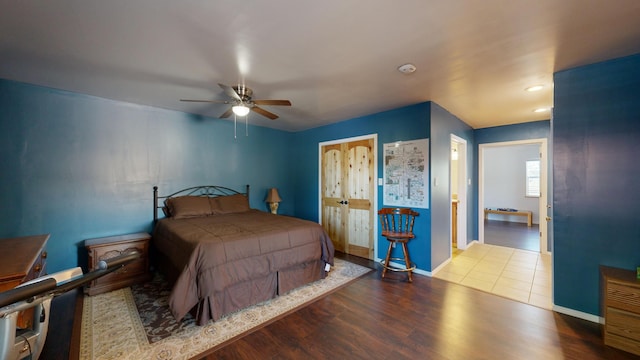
[484,209,532,227]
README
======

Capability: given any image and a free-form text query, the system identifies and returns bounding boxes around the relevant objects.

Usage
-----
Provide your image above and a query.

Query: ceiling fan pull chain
[246,113,249,137]
[234,113,237,139]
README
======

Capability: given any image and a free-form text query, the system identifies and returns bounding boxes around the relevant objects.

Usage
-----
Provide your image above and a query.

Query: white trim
[553,305,602,324]
[413,268,432,277]
[375,257,434,277]
[430,257,452,275]
[450,135,468,255]
[478,138,549,254]
[467,239,479,248]
[318,134,378,259]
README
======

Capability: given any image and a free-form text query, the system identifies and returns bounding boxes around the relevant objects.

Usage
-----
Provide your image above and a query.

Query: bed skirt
[152,248,326,325]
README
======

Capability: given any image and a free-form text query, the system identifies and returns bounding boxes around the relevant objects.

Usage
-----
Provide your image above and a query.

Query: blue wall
[0,79,295,272]
[1,83,476,277]
[553,53,640,315]
[429,103,474,268]
[293,102,473,272]
[293,103,433,269]
[475,120,550,144]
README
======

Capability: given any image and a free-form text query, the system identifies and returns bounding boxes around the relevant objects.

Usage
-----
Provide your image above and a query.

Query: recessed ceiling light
[397,63,417,74]
[533,108,549,113]
[525,85,544,92]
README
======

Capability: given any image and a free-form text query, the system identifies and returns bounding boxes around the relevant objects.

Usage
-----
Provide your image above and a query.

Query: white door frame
[478,138,549,254]
[318,134,379,259]
[450,135,468,253]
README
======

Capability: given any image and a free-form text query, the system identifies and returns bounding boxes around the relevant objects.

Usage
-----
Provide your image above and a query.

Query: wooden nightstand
[84,232,151,296]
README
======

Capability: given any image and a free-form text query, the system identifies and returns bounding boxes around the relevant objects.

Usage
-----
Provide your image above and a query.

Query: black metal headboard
[153,185,250,222]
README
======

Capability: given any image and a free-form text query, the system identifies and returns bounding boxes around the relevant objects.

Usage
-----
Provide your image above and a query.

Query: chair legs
[381,240,414,283]
[381,240,394,279]
[401,242,413,283]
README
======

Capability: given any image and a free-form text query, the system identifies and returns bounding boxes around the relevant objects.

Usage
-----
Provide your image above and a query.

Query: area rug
[79,258,371,360]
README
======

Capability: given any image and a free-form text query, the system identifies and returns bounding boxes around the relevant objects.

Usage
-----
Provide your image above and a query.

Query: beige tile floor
[434,243,552,309]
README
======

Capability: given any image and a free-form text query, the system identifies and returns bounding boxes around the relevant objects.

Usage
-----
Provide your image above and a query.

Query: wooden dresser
[0,234,49,292]
[84,232,151,296]
[0,234,49,328]
[601,265,640,356]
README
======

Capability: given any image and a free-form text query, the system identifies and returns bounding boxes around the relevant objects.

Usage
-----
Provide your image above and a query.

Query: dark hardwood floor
[203,254,637,360]
[484,219,540,251]
[40,253,637,360]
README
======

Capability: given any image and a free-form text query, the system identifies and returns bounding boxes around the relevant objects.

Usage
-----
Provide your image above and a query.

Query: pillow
[211,194,250,214]
[165,196,213,219]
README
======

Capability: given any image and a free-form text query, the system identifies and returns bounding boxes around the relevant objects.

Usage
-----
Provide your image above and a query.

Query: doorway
[450,135,468,254]
[319,134,377,259]
[478,139,549,254]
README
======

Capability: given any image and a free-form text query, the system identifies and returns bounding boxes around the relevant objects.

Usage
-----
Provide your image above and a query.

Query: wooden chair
[378,207,419,282]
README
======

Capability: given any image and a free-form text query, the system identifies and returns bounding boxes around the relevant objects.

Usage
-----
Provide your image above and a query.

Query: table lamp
[265,188,282,214]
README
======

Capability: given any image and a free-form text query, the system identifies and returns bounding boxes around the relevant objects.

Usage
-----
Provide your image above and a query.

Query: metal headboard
[153,185,250,222]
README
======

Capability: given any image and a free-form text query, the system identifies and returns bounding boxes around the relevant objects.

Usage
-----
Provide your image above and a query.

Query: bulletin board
[383,138,429,208]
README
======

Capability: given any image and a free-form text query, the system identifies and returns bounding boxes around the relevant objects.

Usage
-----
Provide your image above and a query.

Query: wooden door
[321,138,375,259]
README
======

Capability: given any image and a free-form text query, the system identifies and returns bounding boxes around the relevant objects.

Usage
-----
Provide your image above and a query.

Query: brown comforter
[153,209,335,324]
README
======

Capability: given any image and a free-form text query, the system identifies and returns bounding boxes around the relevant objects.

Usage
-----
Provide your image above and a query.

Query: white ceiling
[1,1,640,132]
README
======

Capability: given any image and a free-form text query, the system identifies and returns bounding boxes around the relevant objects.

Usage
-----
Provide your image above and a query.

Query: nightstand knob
[41,251,47,259]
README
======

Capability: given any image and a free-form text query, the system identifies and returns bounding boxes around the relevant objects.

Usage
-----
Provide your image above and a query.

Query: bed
[152,185,335,325]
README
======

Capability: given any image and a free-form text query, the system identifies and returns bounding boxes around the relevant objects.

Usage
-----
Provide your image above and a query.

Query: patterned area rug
[130,273,196,343]
[80,258,370,360]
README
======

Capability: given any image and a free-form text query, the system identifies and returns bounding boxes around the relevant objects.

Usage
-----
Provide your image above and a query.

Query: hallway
[434,243,552,309]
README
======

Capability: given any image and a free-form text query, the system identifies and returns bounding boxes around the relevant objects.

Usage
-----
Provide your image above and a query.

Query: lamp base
[269,202,279,214]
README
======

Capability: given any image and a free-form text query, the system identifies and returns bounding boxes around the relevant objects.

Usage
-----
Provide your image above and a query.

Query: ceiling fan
[180,83,291,120]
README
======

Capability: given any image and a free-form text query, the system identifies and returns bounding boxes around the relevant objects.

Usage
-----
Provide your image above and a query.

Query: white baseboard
[378,255,602,325]
[430,258,451,276]
[466,240,479,248]
[553,304,602,324]
[374,258,433,277]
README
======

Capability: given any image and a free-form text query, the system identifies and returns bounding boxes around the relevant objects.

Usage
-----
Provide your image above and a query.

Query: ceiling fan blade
[219,108,234,118]
[180,99,231,104]
[251,106,279,120]
[218,83,242,101]
[252,99,291,106]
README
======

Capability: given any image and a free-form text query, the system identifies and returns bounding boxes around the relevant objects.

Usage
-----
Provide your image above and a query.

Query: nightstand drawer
[93,247,146,286]
[601,266,640,356]
[85,233,151,296]
[608,282,640,313]
[607,307,640,342]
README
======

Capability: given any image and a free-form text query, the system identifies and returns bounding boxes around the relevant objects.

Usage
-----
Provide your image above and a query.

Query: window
[526,160,540,197]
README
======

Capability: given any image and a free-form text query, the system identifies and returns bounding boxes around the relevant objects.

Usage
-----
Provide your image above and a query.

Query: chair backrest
[378,207,419,237]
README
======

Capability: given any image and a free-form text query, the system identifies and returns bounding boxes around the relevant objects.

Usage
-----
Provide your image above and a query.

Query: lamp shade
[265,188,282,203]
[232,104,250,116]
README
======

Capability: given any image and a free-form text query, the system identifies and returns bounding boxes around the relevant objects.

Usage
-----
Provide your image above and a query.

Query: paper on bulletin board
[383,138,429,208]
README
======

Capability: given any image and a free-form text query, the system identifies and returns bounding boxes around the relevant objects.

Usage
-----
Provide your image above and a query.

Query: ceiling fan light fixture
[232,104,250,116]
